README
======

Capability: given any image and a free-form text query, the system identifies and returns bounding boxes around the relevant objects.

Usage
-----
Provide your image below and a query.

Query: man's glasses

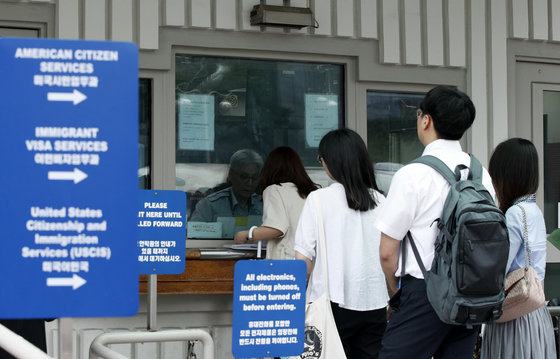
[416,108,423,118]
[317,155,323,164]
[231,171,259,183]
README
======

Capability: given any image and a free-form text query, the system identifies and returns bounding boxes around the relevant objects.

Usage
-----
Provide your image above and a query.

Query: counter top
[187,248,260,260]
[139,248,260,294]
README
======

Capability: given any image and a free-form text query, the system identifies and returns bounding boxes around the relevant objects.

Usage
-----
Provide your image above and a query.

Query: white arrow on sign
[48,168,88,184]
[46,274,87,290]
[47,89,87,105]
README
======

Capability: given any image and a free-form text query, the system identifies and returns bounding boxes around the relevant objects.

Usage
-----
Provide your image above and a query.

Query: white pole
[0,324,53,359]
[58,318,73,359]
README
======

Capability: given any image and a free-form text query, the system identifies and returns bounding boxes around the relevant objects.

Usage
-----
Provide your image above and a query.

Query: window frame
[358,83,470,152]
[0,2,54,38]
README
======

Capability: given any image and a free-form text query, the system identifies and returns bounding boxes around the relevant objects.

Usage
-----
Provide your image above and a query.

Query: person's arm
[234,226,283,244]
[293,192,318,281]
[295,251,314,280]
[505,208,524,272]
[379,232,400,295]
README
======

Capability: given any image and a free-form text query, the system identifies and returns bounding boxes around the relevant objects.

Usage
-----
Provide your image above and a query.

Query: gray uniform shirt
[189,187,262,223]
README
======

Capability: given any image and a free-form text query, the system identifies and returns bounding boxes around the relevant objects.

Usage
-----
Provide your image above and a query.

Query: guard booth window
[174,55,344,238]
[367,91,424,194]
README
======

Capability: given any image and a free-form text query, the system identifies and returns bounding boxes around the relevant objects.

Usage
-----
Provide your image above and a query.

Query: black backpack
[405,154,510,328]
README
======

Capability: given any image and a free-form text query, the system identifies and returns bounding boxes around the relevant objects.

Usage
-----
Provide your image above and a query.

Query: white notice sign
[178,94,215,151]
[305,94,339,148]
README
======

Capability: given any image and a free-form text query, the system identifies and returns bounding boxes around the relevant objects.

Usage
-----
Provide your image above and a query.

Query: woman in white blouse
[295,128,388,359]
[234,146,318,259]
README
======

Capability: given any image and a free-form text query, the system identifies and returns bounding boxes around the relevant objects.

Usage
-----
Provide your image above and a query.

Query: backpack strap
[410,155,457,184]
[403,156,454,281]
[404,154,485,280]
[412,154,484,184]
[404,231,429,280]
[468,154,483,182]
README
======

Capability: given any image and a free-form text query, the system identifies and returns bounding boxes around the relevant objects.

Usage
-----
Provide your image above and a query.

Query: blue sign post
[232,260,306,358]
[138,190,186,274]
[0,38,139,318]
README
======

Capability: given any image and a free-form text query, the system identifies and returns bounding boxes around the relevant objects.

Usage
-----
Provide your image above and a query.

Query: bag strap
[411,154,483,183]
[403,153,485,279]
[312,193,331,297]
[515,204,532,269]
[468,154,483,182]
[404,231,429,280]
[411,155,457,184]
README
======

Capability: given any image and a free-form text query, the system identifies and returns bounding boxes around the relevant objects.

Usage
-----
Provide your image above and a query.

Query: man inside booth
[189,149,263,224]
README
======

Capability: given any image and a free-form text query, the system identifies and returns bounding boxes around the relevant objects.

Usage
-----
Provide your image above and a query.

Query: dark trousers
[378,276,479,359]
[331,302,387,359]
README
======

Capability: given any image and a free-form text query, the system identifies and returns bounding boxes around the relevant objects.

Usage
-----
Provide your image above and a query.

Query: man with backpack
[375,86,508,358]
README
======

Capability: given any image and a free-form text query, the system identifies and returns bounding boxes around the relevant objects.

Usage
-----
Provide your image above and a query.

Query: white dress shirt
[375,139,496,279]
[294,182,389,311]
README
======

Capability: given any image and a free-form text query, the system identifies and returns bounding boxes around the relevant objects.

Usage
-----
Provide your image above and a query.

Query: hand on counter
[234,230,249,244]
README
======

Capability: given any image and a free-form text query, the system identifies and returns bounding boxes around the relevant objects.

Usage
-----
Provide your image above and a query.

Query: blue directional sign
[0,38,139,318]
[138,190,186,274]
[232,260,306,358]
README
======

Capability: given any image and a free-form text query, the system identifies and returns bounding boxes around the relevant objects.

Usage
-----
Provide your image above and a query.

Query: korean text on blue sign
[0,37,139,318]
[232,260,306,358]
[138,190,186,274]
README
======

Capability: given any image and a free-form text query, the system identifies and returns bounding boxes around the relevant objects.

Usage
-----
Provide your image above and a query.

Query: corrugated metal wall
[41,0,560,62]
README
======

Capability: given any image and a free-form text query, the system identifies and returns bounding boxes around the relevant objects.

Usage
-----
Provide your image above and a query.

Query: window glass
[367,91,424,194]
[175,55,344,238]
[139,78,151,189]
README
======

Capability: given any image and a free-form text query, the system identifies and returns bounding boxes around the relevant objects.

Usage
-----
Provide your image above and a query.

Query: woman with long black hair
[481,138,556,358]
[295,128,388,359]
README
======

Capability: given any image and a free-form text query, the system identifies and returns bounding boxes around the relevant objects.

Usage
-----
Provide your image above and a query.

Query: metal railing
[0,308,557,358]
[548,305,560,317]
[89,329,214,359]
[0,323,53,359]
